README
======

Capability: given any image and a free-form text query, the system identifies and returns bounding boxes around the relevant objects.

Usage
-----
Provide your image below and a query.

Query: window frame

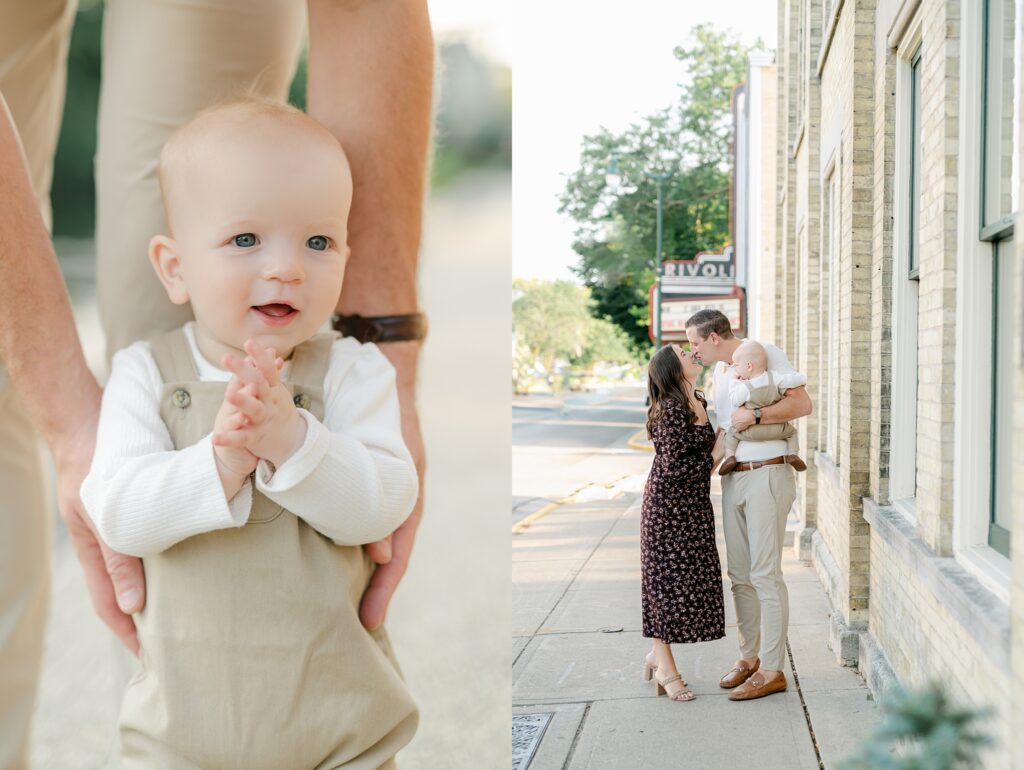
[980,0,1020,239]
[820,151,840,463]
[953,0,1012,599]
[908,47,922,280]
[827,170,839,460]
[979,0,1019,558]
[890,29,923,516]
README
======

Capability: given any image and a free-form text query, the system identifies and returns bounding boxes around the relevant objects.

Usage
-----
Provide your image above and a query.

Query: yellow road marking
[627,430,653,452]
[511,501,561,534]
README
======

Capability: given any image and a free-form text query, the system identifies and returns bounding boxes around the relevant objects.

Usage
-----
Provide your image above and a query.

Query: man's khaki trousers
[721,464,797,673]
[0,0,305,765]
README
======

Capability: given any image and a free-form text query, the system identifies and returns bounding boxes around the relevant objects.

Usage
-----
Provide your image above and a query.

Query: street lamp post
[606,152,670,350]
[648,170,669,351]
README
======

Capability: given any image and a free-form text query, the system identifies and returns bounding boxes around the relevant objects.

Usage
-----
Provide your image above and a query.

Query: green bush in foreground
[839,683,992,770]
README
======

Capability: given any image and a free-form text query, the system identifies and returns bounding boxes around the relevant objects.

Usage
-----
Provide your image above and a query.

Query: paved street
[28,170,510,768]
[513,388,653,526]
[512,391,880,770]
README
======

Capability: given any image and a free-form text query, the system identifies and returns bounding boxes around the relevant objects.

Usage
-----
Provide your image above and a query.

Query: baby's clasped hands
[212,339,308,472]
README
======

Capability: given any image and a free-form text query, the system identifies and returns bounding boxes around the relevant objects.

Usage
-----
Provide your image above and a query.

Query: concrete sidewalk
[512,486,880,769]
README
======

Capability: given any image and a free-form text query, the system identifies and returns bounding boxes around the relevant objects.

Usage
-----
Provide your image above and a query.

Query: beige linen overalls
[724,371,797,450]
[119,329,417,770]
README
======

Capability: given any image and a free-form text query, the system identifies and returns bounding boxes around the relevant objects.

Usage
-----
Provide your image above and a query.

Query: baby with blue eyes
[81,97,420,768]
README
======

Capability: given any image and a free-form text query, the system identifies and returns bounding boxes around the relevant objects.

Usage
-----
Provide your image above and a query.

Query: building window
[891,41,922,510]
[908,49,922,279]
[820,175,829,457]
[980,0,1020,557]
[821,162,839,461]
[796,223,806,404]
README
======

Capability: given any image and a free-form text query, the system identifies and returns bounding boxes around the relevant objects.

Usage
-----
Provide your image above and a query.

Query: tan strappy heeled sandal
[655,672,697,701]
[642,653,659,682]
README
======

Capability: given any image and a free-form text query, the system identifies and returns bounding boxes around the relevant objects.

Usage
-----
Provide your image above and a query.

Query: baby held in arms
[718,339,808,477]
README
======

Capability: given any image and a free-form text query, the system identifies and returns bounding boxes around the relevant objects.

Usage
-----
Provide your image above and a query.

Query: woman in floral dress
[640,344,726,702]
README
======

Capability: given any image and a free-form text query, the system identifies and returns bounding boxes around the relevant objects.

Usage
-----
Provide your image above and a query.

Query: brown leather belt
[732,456,786,473]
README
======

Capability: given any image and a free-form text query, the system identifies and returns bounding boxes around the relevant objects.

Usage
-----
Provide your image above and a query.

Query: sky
[430,1,513,67]
[511,2,778,283]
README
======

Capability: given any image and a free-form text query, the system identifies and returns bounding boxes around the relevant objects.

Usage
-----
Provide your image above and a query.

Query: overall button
[171,388,191,409]
[293,393,311,410]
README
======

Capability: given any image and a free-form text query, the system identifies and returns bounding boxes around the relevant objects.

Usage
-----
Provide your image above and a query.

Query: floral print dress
[640,395,726,644]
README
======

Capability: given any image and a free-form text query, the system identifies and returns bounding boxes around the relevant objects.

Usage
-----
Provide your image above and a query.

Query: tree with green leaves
[559,24,761,349]
[512,279,637,382]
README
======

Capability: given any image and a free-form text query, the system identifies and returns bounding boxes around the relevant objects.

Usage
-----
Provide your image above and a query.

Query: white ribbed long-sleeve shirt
[81,324,417,558]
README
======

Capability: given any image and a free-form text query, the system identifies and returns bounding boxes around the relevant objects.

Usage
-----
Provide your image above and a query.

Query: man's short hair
[685,309,734,340]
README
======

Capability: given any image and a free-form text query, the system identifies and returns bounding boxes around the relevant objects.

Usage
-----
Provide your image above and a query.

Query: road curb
[511,501,561,534]
[512,477,645,535]
[627,429,653,452]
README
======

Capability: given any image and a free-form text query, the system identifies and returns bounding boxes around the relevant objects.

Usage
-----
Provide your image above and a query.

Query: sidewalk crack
[787,640,825,769]
[561,701,592,770]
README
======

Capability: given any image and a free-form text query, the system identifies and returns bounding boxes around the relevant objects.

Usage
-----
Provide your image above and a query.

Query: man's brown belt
[732,456,786,473]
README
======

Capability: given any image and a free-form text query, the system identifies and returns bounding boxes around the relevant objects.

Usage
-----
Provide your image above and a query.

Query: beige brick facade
[787,0,876,626]
[768,1,1019,765]
[757,68,779,348]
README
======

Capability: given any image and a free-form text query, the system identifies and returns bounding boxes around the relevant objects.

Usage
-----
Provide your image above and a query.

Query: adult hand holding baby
[731,405,756,432]
[0,95,145,667]
[360,344,424,630]
[53,413,145,656]
[362,415,422,621]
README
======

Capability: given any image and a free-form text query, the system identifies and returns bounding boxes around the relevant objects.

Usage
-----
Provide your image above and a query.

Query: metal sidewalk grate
[512,712,553,770]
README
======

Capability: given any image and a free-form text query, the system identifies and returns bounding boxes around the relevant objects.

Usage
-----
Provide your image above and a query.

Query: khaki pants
[721,464,797,672]
[0,0,305,763]
[0,1,77,766]
[0,391,52,770]
[725,421,797,452]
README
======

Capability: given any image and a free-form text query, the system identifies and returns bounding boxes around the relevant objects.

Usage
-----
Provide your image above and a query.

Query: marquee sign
[661,245,736,295]
[648,285,745,343]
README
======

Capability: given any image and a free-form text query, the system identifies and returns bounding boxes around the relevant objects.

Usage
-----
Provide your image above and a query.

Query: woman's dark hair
[646,345,699,438]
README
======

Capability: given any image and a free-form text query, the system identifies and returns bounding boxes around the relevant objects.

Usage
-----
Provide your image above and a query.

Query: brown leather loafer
[719,658,759,689]
[718,457,739,476]
[728,671,787,701]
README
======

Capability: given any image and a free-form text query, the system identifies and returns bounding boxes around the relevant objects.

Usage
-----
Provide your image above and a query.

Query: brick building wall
[768,0,1016,765]
[869,34,894,509]
[795,0,823,547]
[758,66,779,348]
[777,0,798,353]
[912,0,958,557]
[797,0,875,628]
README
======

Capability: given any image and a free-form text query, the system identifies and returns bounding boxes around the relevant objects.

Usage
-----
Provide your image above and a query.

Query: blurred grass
[50,6,510,237]
[50,2,101,237]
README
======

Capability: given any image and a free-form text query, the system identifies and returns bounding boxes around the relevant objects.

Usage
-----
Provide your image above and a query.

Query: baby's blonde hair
[734,340,768,371]
[157,95,348,232]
